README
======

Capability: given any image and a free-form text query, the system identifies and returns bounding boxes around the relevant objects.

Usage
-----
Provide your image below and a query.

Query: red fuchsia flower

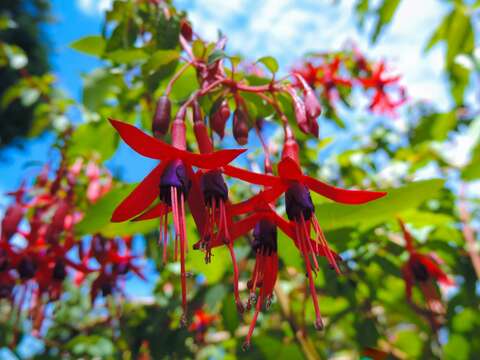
[188,309,217,343]
[223,125,386,329]
[88,235,144,303]
[108,119,244,321]
[359,61,406,116]
[398,219,454,323]
[186,109,245,313]
[293,57,352,106]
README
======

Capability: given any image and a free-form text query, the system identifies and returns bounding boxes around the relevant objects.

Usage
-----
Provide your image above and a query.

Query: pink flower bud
[233,108,249,145]
[288,89,309,134]
[211,100,230,139]
[304,87,322,119]
[152,96,171,137]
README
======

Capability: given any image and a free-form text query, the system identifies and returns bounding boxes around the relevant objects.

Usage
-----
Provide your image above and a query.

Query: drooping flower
[109,119,244,320]
[293,57,352,106]
[398,219,454,325]
[188,308,217,343]
[359,61,406,115]
[223,126,386,329]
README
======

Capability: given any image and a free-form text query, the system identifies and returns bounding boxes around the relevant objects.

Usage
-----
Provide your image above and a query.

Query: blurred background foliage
[0,0,480,359]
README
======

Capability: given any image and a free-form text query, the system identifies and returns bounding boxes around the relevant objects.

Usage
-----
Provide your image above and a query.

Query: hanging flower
[109,119,244,321]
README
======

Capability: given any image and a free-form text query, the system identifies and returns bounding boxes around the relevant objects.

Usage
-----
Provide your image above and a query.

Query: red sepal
[111,162,166,222]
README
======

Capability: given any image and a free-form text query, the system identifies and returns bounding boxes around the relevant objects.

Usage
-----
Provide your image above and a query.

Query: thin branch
[274,284,322,360]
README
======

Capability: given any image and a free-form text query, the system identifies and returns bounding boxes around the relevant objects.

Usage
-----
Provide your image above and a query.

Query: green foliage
[2,0,480,359]
[0,0,53,147]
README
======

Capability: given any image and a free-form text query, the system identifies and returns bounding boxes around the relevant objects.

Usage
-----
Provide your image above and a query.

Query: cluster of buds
[108,20,394,348]
[0,145,141,339]
[292,45,407,118]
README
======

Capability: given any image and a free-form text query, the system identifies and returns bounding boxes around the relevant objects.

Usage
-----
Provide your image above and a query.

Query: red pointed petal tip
[278,157,303,180]
[132,203,169,222]
[111,163,166,222]
[185,148,246,169]
[303,175,386,205]
[109,118,178,160]
[223,165,279,186]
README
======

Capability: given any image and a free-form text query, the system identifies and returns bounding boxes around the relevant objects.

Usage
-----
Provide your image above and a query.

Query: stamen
[295,220,324,330]
[300,215,319,272]
[179,191,188,324]
[244,299,262,351]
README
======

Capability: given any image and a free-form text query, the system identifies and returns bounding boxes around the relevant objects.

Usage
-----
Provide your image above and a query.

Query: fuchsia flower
[398,219,454,322]
[188,308,217,343]
[88,234,144,303]
[108,119,244,320]
[359,61,406,115]
[294,57,352,106]
[223,126,386,331]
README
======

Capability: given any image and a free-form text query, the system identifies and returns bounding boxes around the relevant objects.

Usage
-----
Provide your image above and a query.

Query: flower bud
[210,100,229,139]
[180,19,193,42]
[287,88,309,134]
[152,96,171,138]
[192,101,214,153]
[304,87,322,119]
[233,108,249,145]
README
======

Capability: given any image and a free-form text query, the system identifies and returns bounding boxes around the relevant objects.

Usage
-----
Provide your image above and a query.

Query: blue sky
[0,1,478,357]
[0,0,453,194]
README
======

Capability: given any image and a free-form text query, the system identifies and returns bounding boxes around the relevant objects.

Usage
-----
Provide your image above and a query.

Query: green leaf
[222,293,240,335]
[142,49,179,75]
[424,12,452,52]
[446,9,473,65]
[444,334,470,360]
[192,39,206,59]
[70,36,106,57]
[314,179,445,231]
[207,50,225,65]
[371,0,401,43]
[68,120,117,161]
[75,184,157,237]
[105,49,148,64]
[82,68,122,111]
[257,56,279,74]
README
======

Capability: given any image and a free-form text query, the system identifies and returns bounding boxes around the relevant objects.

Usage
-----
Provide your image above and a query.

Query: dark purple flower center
[101,281,114,296]
[285,182,314,221]
[0,283,13,298]
[411,260,429,282]
[18,257,37,279]
[0,250,9,272]
[160,159,191,206]
[252,219,277,256]
[114,262,130,275]
[200,170,228,205]
[52,260,67,281]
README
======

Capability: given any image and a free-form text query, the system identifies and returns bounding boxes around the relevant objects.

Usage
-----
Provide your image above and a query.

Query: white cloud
[76,0,112,16]
[175,0,451,105]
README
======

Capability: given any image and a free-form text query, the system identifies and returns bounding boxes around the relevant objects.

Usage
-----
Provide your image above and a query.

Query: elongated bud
[233,108,249,145]
[287,88,309,134]
[192,101,213,153]
[304,88,322,119]
[152,96,171,138]
[211,100,229,139]
[282,125,299,163]
[180,19,193,42]
[171,107,186,150]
